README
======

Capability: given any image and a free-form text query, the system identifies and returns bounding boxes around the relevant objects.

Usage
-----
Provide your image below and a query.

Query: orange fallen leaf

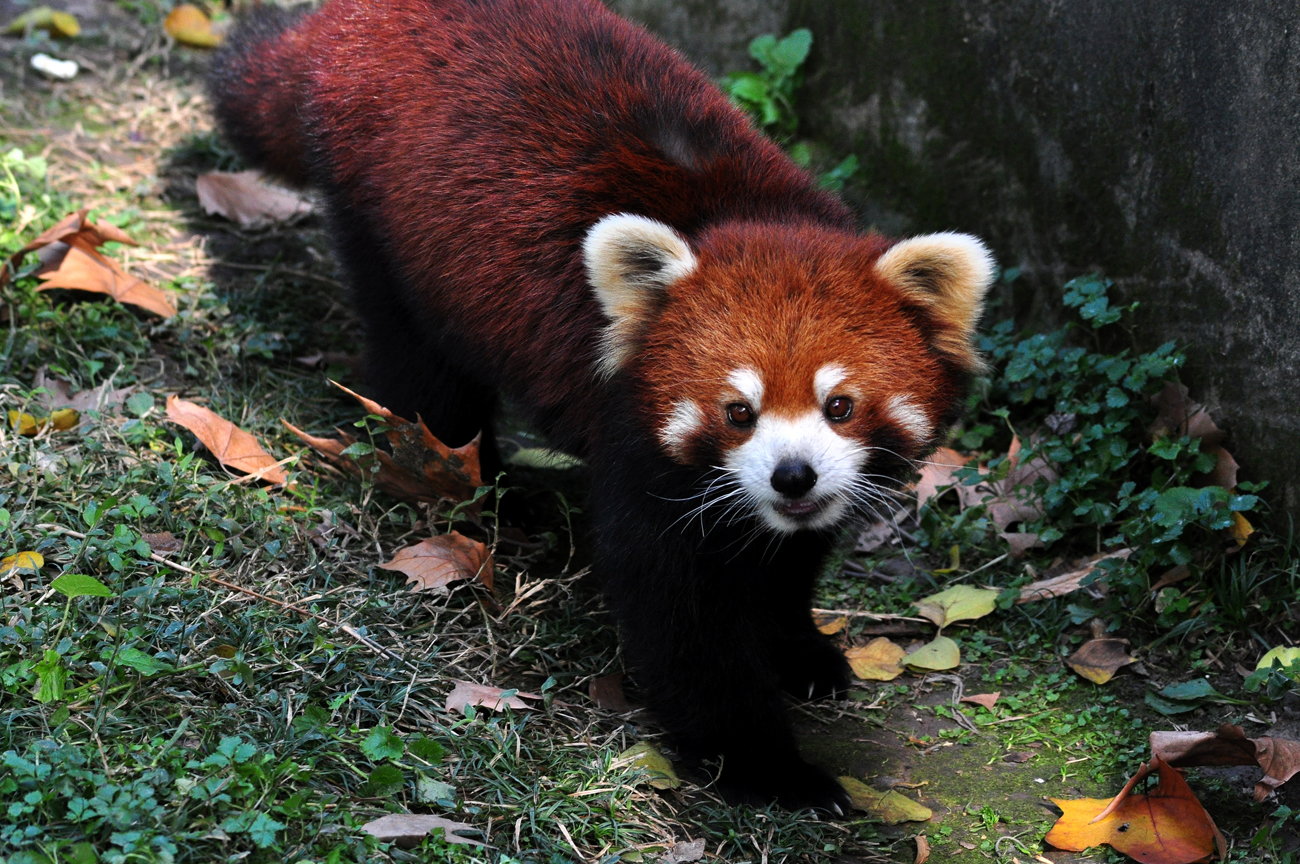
[377,531,493,593]
[4,210,176,317]
[1066,637,1136,684]
[164,3,222,47]
[284,381,482,506]
[165,396,288,485]
[913,835,930,864]
[444,680,538,713]
[814,612,848,636]
[913,446,971,509]
[1046,757,1226,864]
[196,171,313,228]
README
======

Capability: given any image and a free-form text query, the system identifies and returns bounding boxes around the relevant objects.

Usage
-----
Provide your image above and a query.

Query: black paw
[718,757,852,816]
[774,634,851,702]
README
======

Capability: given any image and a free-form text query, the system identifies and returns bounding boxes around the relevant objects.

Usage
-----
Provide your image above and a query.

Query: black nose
[771,460,817,498]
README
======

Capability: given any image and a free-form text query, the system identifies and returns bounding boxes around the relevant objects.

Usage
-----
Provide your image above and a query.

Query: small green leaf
[361,726,405,761]
[361,763,405,796]
[51,573,115,598]
[616,742,681,790]
[407,736,446,763]
[111,647,174,677]
[35,649,67,703]
[415,777,456,804]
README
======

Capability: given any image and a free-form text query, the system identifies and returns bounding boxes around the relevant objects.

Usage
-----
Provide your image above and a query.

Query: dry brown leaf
[913,446,971,509]
[377,532,493,593]
[142,531,182,554]
[31,368,134,415]
[1046,757,1226,864]
[361,813,484,848]
[1149,382,1225,447]
[1066,637,1136,685]
[845,637,907,681]
[1152,724,1300,801]
[284,381,482,506]
[959,692,1000,710]
[588,672,632,712]
[444,680,538,713]
[196,171,313,228]
[1016,549,1131,603]
[5,210,176,317]
[165,396,288,485]
[913,835,931,864]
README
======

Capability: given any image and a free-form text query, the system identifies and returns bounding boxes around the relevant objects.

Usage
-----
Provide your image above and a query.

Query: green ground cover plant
[2,8,1297,864]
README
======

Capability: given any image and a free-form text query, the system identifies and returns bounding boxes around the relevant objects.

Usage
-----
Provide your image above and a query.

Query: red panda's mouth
[774,498,825,519]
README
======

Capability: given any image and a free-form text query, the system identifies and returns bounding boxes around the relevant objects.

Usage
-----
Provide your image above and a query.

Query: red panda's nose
[771,460,817,498]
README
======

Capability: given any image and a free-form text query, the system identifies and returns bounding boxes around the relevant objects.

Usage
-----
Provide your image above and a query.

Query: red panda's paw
[719,757,852,816]
[775,634,852,702]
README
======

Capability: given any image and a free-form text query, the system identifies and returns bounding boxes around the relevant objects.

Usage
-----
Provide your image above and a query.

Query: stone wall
[609,0,1300,514]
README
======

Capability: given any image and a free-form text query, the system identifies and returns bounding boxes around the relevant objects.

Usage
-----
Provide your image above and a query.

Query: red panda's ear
[584,213,696,377]
[874,232,995,371]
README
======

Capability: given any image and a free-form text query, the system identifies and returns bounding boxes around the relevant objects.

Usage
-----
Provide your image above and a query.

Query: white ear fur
[584,213,696,377]
[874,232,996,370]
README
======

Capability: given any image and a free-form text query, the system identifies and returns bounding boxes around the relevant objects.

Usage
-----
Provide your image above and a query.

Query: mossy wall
[609,0,1300,513]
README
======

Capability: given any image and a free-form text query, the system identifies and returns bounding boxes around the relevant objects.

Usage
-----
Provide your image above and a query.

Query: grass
[3,5,1300,864]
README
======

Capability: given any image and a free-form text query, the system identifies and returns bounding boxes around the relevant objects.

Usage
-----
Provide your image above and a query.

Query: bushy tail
[207,5,317,186]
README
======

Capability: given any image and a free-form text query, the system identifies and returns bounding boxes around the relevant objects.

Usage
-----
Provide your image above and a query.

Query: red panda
[209,0,994,813]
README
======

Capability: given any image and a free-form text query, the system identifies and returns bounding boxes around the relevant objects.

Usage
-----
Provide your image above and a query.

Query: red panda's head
[584,214,994,533]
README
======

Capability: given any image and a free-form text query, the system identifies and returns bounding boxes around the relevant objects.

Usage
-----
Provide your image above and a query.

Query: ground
[1,4,1298,864]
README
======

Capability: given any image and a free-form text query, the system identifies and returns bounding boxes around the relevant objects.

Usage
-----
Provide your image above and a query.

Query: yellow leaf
[615,742,682,790]
[7,410,41,436]
[1257,646,1300,672]
[814,613,848,636]
[49,408,79,430]
[164,4,222,48]
[5,6,80,38]
[845,637,906,681]
[901,636,961,671]
[1,551,45,576]
[839,777,933,823]
[1229,511,1254,546]
[913,584,999,628]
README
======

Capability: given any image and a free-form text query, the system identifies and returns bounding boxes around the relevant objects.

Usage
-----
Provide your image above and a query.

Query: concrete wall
[609,0,1300,514]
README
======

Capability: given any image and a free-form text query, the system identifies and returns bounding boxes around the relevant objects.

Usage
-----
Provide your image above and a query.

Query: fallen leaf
[163,3,222,48]
[588,672,632,712]
[1228,511,1254,546]
[7,210,176,317]
[985,435,1058,532]
[901,636,961,671]
[1149,382,1225,446]
[5,6,79,37]
[196,171,313,228]
[814,613,848,636]
[1151,724,1300,801]
[378,532,493,593]
[913,584,999,628]
[1,551,44,585]
[913,834,930,864]
[1257,646,1300,672]
[658,839,706,863]
[1046,757,1226,864]
[141,531,182,554]
[913,447,971,509]
[444,680,537,713]
[839,777,933,823]
[1066,637,1136,684]
[959,692,1000,710]
[615,742,682,790]
[1017,550,1131,603]
[284,381,482,506]
[845,637,907,681]
[361,813,485,848]
[30,368,135,415]
[166,396,288,485]
[7,409,77,436]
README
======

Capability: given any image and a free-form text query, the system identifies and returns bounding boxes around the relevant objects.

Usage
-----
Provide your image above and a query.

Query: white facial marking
[723,409,865,533]
[813,364,848,404]
[886,394,933,442]
[727,367,764,411]
[659,399,703,458]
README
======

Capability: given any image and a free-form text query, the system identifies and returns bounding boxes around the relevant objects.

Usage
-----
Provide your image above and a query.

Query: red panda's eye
[726,402,756,428]
[825,396,854,422]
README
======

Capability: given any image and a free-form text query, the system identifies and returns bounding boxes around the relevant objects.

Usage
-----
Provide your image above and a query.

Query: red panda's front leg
[591,435,852,814]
